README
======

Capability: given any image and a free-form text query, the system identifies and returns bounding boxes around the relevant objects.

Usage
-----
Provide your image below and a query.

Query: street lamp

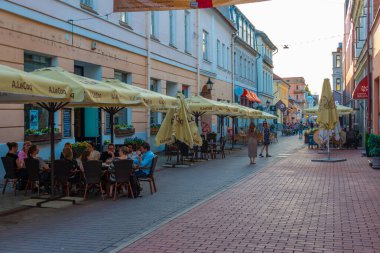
[206,77,214,91]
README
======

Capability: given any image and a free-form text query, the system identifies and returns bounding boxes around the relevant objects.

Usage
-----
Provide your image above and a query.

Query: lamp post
[200,77,214,97]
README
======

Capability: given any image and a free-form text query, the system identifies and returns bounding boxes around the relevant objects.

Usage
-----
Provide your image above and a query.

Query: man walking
[259,122,272,158]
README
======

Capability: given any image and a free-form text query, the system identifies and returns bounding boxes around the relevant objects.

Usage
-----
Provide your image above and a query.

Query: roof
[256,29,277,50]
[273,73,290,88]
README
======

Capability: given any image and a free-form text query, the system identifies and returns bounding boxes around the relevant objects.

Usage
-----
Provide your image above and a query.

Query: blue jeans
[135,170,149,178]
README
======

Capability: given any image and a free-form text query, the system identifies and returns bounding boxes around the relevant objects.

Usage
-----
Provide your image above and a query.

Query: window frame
[202,30,209,61]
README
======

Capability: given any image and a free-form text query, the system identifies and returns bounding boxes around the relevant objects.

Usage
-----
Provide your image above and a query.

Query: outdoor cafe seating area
[0,63,277,207]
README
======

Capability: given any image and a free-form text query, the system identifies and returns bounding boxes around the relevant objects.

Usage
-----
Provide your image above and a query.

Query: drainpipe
[367,0,372,133]
[231,32,238,103]
[146,11,152,139]
[197,10,201,95]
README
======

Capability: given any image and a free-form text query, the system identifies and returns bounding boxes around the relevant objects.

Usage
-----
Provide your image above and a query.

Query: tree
[305,85,312,96]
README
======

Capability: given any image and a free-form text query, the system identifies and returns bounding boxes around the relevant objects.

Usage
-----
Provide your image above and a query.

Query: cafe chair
[1,157,19,196]
[138,156,158,195]
[54,159,72,196]
[216,138,226,159]
[24,158,41,196]
[83,160,104,200]
[113,159,134,200]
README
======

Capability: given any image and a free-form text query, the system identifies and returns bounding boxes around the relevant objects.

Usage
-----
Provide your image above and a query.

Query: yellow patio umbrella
[32,67,142,144]
[317,79,338,130]
[185,96,230,115]
[154,108,176,146]
[312,79,345,162]
[251,111,278,119]
[304,104,353,115]
[0,64,71,103]
[103,79,179,111]
[155,93,202,157]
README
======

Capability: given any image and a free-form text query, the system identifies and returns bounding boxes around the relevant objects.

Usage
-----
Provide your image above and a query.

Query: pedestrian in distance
[259,122,272,158]
[247,123,258,164]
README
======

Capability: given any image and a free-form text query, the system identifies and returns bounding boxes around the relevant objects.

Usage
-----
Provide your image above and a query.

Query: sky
[238,0,345,95]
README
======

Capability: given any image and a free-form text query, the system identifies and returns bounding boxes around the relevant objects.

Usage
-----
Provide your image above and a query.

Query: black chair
[200,140,210,159]
[83,160,104,200]
[1,157,19,196]
[216,139,226,159]
[113,159,134,200]
[24,158,41,196]
[138,156,158,195]
[54,159,72,196]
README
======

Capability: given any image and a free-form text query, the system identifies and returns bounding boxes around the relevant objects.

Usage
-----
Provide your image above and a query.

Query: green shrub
[368,134,380,157]
[124,137,145,149]
[115,124,134,130]
[72,142,88,158]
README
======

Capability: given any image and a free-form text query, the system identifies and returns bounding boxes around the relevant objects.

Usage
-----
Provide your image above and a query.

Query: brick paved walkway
[119,148,380,253]
[0,136,303,253]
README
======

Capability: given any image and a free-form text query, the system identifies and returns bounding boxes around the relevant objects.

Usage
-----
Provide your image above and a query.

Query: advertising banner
[114,0,267,12]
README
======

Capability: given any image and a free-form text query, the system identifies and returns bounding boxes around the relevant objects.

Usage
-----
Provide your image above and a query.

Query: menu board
[63,109,72,138]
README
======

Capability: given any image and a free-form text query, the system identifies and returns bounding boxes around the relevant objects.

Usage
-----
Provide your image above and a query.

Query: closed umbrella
[312,79,346,163]
[154,108,176,146]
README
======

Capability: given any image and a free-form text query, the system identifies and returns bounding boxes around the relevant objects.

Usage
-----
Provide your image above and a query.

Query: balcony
[294,89,305,93]
[263,55,273,67]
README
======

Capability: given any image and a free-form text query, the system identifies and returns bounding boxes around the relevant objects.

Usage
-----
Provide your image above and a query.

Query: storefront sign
[29,110,39,130]
[114,0,267,11]
[352,76,369,99]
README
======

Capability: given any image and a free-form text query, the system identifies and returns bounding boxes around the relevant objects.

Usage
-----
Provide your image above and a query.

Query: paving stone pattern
[0,136,303,253]
[120,149,380,253]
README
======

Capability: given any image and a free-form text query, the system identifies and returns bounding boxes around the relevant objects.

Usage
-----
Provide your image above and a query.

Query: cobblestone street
[120,148,380,253]
[0,136,303,253]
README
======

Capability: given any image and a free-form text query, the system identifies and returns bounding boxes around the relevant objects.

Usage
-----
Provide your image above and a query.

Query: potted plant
[72,142,88,159]
[24,127,62,142]
[114,124,135,137]
[150,123,161,135]
[124,137,145,150]
[368,134,380,168]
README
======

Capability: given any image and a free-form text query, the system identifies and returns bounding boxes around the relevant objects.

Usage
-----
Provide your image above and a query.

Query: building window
[150,79,159,124]
[227,47,231,71]
[80,0,93,8]
[112,71,133,132]
[222,43,226,69]
[120,12,131,27]
[150,11,159,38]
[336,55,341,68]
[217,40,221,66]
[184,10,191,54]
[182,85,190,98]
[336,78,341,91]
[169,11,177,46]
[202,30,209,61]
[234,52,237,74]
[239,55,243,77]
[239,18,243,38]
[296,85,298,90]
[24,53,52,132]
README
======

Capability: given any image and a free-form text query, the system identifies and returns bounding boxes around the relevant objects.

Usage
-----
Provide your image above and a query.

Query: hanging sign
[114,0,267,12]
[352,76,369,99]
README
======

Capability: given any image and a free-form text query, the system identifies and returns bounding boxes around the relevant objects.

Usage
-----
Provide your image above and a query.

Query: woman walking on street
[247,123,258,164]
[259,122,272,158]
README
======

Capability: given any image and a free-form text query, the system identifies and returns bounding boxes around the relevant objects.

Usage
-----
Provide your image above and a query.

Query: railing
[263,55,273,67]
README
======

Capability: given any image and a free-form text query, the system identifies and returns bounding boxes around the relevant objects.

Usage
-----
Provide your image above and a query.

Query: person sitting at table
[18,141,32,167]
[5,142,28,188]
[27,145,51,193]
[62,147,82,194]
[86,142,100,161]
[108,146,130,198]
[6,142,22,169]
[134,142,155,178]
[76,149,91,172]
[60,142,77,160]
[100,143,116,163]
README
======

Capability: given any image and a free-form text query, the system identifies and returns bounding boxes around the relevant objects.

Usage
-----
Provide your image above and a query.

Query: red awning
[352,76,369,99]
[242,89,261,103]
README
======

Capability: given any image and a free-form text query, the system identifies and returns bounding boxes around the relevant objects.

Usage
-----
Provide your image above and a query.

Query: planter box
[115,128,135,137]
[369,157,380,169]
[25,133,62,143]
[150,128,159,135]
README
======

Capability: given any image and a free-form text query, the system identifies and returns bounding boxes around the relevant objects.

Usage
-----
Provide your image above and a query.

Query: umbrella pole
[49,109,56,197]
[110,112,114,144]
[232,116,235,150]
